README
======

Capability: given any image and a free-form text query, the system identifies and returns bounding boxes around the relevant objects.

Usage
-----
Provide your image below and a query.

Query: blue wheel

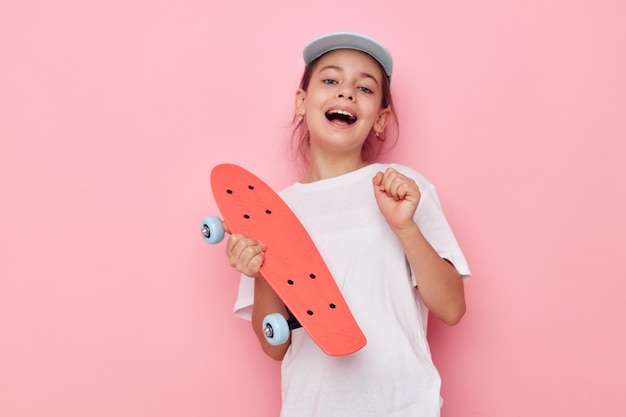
[200,216,225,244]
[262,313,290,346]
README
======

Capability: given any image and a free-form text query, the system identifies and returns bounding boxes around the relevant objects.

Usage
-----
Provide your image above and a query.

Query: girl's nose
[338,93,354,101]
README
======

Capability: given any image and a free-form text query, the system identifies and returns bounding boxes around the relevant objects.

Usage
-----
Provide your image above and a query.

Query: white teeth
[327,109,356,120]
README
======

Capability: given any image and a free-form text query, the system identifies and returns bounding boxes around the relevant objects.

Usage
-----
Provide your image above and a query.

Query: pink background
[2,1,625,416]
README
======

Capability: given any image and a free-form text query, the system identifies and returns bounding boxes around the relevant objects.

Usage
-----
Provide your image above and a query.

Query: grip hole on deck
[309,273,316,279]
[226,189,233,194]
[265,209,272,214]
[287,280,294,285]
[307,310,314,315]
[243,214,250,219]
[329,304,336,309]
[248,185,254,190]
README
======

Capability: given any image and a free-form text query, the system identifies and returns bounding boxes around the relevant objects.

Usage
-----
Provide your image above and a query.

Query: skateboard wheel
[262,313,290,346]
[200,216,225,244]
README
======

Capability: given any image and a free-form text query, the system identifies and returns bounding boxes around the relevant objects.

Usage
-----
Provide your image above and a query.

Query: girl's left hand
[372,168,421,231]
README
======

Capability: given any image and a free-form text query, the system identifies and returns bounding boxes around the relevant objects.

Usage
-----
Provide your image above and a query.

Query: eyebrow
[318,65,380,86]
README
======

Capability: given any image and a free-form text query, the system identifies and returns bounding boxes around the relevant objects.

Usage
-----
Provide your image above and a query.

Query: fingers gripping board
[211,164,366,356]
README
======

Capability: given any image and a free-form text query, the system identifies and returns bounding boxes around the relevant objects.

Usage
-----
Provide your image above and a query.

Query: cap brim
[302,32,393,81]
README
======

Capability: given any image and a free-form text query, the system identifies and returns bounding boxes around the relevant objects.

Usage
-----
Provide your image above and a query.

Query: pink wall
[2,1,625,416]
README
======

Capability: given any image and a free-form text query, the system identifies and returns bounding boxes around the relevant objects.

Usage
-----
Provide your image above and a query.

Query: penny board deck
[211,163,366,356]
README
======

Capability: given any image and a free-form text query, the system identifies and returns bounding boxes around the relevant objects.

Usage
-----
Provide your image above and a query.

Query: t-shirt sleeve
[233,274,255,321]
[413,182,471,283]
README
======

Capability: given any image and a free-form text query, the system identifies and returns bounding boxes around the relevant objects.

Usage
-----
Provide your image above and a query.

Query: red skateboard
[201,164,366,356]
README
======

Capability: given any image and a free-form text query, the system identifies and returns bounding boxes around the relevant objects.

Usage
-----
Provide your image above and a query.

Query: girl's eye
[323,79,337,85]
[358,86,373,94]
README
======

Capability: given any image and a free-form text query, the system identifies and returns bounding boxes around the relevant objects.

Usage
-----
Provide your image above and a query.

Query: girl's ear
[374,107,391,135]
[295,89,306,117]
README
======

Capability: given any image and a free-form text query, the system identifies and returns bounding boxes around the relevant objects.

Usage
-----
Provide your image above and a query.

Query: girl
[227,32,470,417]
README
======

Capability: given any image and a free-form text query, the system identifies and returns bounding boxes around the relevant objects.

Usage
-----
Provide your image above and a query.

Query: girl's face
[296,49,390,159]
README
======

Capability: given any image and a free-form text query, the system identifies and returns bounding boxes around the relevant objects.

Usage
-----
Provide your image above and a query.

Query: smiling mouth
[325,109,357,124]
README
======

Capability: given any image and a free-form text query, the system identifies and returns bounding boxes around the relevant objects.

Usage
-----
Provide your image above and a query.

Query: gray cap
[302,32,393,81]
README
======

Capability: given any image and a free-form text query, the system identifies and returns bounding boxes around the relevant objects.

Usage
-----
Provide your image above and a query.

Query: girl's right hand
[225,227,266,277]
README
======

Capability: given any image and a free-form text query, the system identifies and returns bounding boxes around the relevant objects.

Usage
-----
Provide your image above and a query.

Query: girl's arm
[372,169,466,325]
[226,231,291,359]
[251,274,290,360]
[392,224,466,325]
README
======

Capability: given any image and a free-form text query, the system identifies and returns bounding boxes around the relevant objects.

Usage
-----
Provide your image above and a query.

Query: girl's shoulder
[278,162,434,196]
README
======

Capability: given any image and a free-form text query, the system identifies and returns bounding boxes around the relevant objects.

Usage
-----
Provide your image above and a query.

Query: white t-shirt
[234,163,471,417]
